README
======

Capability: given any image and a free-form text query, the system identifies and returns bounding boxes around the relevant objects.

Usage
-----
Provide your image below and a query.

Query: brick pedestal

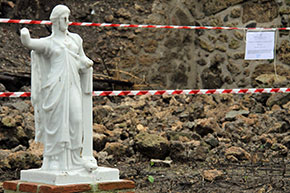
[3,180,135,193]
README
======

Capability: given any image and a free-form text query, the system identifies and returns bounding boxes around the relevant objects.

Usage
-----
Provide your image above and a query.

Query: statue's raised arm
[20,27,46,52]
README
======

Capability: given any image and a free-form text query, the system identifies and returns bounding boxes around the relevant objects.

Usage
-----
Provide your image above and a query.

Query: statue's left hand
[80,57,93,69]
[86,58,93,68]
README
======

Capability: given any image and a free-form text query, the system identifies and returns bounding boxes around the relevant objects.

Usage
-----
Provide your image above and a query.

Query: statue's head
[50,5,70,32]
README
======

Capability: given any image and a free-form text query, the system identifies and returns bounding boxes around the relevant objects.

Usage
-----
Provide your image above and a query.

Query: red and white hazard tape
[0,92,31,97]
[1,18,290,31]
[1,88,289,97]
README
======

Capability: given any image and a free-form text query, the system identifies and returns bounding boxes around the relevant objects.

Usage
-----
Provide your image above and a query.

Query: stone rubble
[0,92,289,180]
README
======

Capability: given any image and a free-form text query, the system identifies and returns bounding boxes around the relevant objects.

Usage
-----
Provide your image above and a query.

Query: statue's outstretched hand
[20,28,31,46]
[20,28,31,38]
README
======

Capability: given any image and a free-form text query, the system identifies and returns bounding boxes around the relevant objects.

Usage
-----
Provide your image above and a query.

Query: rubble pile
[0,92,289,192]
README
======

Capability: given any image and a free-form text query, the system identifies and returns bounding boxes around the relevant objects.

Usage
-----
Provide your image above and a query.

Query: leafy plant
[148,175,154,183]
[243,175,248,182]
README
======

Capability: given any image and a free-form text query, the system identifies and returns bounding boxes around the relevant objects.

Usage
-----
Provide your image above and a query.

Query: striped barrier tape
[0,18,290,31]
[0,19,289,98]
[1,88,289,97]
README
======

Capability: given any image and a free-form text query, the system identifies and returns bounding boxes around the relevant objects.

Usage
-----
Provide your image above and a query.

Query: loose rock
[135,132,169,159]
[202,169,223,181]
[225,146,251,161]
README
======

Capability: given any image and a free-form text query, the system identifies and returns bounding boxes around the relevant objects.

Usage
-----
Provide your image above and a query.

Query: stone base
[3,180,135,193]
[20,167,119,185]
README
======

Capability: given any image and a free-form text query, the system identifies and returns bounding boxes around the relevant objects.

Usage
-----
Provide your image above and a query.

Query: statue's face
[59,12,70,32]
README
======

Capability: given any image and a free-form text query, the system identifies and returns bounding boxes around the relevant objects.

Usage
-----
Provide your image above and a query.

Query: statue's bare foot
[84,161,98,172]
[50,156,60,170]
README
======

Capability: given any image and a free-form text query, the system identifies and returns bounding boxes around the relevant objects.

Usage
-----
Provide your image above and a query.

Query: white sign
[245,31,275,60]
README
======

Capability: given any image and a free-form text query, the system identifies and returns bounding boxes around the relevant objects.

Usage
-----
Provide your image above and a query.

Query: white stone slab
[20,167,120,185]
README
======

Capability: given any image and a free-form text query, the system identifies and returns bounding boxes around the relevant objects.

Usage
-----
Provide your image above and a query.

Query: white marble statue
[20,5,119,185]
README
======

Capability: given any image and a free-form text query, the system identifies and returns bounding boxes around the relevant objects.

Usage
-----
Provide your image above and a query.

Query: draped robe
[31,32,92,169]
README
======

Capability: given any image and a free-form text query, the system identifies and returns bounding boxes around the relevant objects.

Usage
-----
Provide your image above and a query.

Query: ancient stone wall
[0,0,289,91]
[117,0,290,89]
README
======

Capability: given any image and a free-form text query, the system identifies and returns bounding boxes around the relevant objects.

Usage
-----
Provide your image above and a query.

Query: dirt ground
[0,95,289,193]
[1,150,289,193]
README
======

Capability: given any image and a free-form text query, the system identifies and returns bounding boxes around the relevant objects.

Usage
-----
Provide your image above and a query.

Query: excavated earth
[0,93,289,192]
[0,0,289,192]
